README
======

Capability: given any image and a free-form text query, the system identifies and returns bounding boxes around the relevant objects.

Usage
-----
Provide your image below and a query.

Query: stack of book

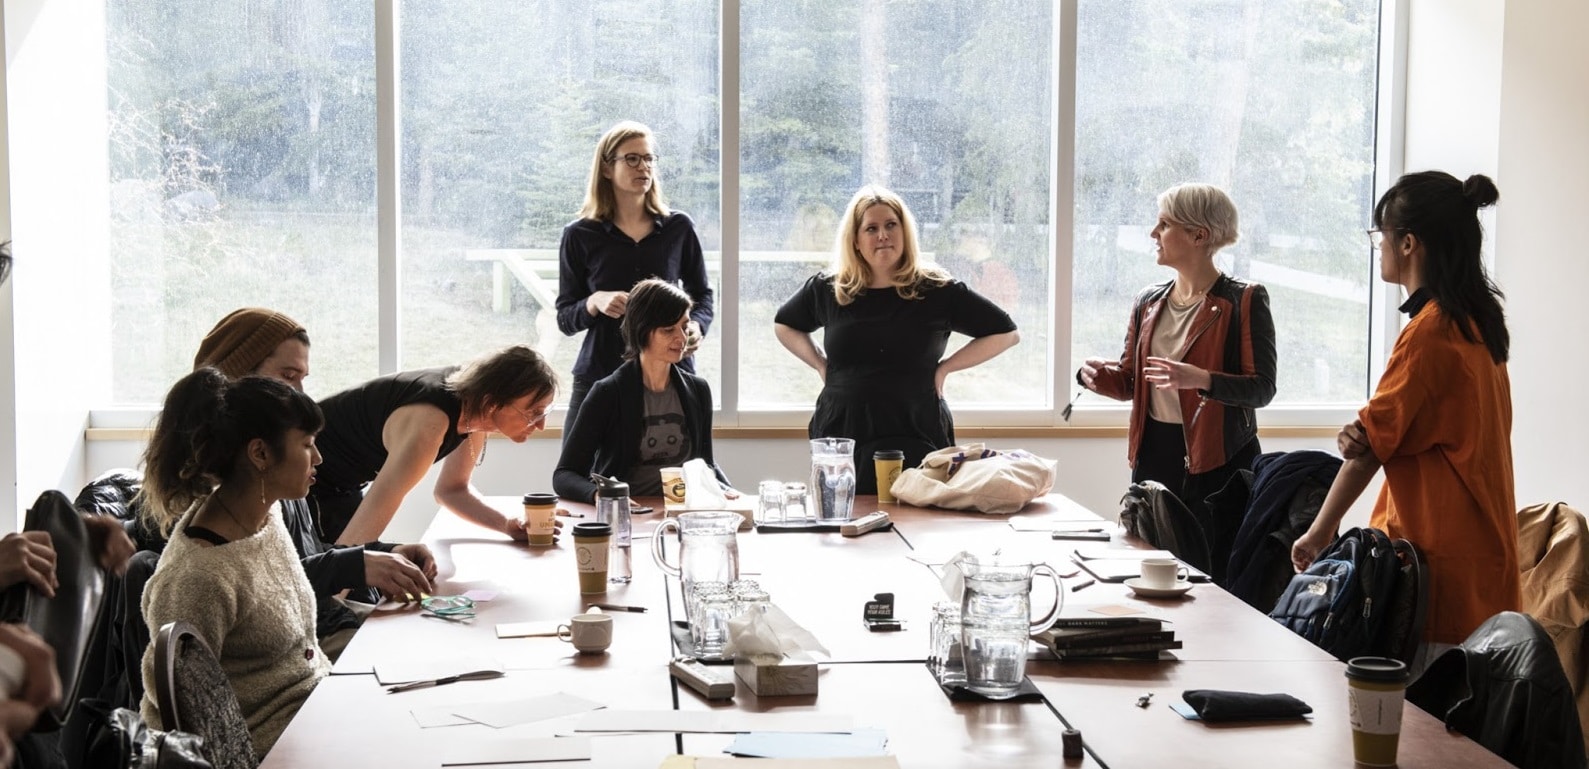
[1037,617,1181,660]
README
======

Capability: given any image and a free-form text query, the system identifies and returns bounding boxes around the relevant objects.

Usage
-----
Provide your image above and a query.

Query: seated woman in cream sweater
[138,369,330,757]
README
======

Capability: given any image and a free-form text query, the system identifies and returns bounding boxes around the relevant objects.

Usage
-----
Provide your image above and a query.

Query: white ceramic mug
[557,613,613,654]
[1139,558,1190,589]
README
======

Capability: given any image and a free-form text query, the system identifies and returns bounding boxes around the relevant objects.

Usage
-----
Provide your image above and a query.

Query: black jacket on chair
[1408,611,1587,769]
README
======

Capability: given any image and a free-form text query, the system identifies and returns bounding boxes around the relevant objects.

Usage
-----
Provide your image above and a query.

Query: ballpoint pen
[1070,579,1097,592]
[386,669,503,693]
[590,603,647,613]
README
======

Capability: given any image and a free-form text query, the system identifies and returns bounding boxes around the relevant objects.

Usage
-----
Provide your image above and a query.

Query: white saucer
[1124,577,1194,599]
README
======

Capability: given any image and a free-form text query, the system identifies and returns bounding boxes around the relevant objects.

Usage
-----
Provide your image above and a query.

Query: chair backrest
[153,621,258,769]
[1119,481,1212,575]
[0,490,109,730]
[1516,501,1589,758]
[1408,611,1587,769]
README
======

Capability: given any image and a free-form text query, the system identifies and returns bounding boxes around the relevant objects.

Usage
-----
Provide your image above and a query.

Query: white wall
[1495,0,1589,508]
[2,0,111,526]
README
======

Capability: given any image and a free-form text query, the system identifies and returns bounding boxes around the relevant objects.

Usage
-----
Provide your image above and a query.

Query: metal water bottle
[593,474,632,584]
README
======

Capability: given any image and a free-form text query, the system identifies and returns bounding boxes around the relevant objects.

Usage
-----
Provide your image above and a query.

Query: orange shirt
[1360,300,1518,644]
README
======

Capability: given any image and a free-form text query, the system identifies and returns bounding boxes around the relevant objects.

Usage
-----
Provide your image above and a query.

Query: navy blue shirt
[555,212,715,382]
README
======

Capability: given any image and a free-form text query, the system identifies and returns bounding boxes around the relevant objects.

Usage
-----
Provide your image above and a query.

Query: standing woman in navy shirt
[557,121,715,435]
[774,186,1020,494]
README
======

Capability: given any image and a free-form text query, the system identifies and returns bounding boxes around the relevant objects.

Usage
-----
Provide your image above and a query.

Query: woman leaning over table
[1292,172,1517,651]
[138,370,328,757]
[774,185,1019,495]
[556,121,715,438]
[554,279,732,503]
[308,345,559,545]
[1077,183,1276,516]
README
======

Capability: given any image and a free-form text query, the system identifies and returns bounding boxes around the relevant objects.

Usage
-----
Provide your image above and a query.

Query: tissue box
[734,652,818,696]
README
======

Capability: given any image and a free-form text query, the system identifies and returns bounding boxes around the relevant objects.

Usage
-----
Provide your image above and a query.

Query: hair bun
[1462,174,1500,209]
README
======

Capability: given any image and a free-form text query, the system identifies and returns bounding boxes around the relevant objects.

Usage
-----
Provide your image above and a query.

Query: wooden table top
[259,492,1499,768]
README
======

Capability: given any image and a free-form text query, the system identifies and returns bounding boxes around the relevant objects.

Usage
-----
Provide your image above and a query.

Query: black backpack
[1119,481,1213,576]
[1268,527,1425,662]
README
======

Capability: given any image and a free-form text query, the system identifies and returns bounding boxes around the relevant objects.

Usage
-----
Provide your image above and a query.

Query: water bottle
[593,474,632,584]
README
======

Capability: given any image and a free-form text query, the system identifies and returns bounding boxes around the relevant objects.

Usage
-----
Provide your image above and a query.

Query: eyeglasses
[1366,228,1402,250]
[505,402,548,429]
[609,153,659,169]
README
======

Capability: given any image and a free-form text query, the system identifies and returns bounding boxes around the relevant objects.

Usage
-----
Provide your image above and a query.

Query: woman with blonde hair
[556,121,715,434]
[1078,183,1276,515]
[774,185,1019,494]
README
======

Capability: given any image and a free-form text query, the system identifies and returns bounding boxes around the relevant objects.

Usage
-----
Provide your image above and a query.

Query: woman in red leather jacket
[1077,183,1277,513]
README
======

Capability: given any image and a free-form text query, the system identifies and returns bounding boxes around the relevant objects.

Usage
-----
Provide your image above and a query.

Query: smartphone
[631,504,654,514]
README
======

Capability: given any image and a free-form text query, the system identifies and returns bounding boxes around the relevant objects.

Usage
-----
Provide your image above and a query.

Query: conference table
[260,494,1507,768]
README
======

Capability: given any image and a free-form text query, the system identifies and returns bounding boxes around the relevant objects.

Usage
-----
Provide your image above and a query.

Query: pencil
[1069,579,1097,592]
[590,603,647,613]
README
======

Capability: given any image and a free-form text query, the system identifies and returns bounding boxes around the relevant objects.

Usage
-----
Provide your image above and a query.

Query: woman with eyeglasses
[1293,172,1516,650]
[556,121,715,438]
[554,279,731,503]
[307,345,559,545]
[1077,183,1276,517]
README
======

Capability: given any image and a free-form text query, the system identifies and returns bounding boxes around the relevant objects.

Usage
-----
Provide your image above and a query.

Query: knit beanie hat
[193,307,306,379]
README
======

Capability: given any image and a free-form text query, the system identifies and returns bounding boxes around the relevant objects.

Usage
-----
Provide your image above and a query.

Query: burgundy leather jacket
[1085,275,1277,475]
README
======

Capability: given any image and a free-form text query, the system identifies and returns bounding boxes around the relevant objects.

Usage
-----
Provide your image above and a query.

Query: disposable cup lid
[523,492,557,505]
[572,522,612,538]
[873,450,905,460]
[1345,656,1409,683]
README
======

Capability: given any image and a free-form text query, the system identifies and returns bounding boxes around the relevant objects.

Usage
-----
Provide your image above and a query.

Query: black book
[1047,630,1176,650]
[1040,618,1166,646]
[1050,639,1184,659]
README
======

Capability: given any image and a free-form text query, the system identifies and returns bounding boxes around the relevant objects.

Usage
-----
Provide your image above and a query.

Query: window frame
[91,0,1405,433]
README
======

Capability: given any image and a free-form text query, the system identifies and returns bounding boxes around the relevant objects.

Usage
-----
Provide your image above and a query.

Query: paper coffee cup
[661,467,686,506]
[873,450,904,503]
[523,492,558,546]
[1346,656,1410,766]
[572,522,611,594]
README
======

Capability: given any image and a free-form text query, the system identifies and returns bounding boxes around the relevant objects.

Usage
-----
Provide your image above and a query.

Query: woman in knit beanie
[194,308,311,389]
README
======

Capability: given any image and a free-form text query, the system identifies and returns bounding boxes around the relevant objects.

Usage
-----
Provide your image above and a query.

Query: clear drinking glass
[755,480,786,524]
[689,582,735,658]
[782,482,812,523]
[929,601,966,686]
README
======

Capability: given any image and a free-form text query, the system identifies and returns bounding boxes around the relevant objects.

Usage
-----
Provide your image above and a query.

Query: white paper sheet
[374,655,504,685]
[574,710,854,735]
[451,693,605,729]
[412,706,477,728]
[438,736,592,766]
[694,758,900,769]
[1071,547,1175,561]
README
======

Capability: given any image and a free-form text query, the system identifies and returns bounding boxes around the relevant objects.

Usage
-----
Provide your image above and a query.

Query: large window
[105,0,1382,420]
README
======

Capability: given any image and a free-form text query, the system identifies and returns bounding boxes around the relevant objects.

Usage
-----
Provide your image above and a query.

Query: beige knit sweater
[140,503,330,757]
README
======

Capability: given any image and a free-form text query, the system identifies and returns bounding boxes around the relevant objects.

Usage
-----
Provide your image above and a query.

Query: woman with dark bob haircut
[1293,171,1517,654]
[309,345,559,544]
[555,278,731,502]
[138,370,328,756]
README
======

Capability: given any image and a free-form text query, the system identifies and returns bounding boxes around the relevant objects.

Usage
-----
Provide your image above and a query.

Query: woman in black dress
[774,186,1020,494]
[556,121,715,435]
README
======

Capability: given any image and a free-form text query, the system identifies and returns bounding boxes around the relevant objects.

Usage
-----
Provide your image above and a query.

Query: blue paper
[726,729,889,759]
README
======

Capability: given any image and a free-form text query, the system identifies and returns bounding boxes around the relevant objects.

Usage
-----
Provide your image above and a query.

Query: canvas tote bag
[891,444,1056,514]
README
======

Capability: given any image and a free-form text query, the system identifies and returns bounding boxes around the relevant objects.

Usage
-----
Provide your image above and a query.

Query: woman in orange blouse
[1291,171,1517,649]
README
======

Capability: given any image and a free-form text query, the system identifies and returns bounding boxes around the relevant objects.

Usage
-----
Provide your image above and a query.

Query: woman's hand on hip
[1143,357,1212,391]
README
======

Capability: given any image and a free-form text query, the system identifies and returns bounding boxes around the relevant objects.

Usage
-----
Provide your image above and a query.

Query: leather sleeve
[1205,284,1277,408]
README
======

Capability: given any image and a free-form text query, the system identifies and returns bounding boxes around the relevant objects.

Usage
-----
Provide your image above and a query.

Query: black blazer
[553,359,730,503]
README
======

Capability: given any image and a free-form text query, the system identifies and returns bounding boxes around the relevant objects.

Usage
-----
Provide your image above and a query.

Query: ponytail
[138,368,324,534]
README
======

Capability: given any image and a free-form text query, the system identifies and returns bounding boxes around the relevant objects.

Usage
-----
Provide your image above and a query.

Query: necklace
[1172,272,1222,306]
[213,494,263,537]
[471,434,488,467]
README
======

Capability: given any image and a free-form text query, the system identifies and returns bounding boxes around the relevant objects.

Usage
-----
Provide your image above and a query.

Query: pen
[590,603,648,613]
[1070,579,1096,592]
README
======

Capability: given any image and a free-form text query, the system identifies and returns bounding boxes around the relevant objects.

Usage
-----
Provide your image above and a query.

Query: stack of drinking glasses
[754,480,813,525]
[928,600,966,686]
[687,579,774,658]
